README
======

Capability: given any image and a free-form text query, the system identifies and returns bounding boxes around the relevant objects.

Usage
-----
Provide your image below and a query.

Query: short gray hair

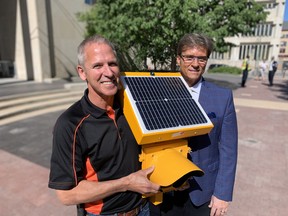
[77,35,117,66]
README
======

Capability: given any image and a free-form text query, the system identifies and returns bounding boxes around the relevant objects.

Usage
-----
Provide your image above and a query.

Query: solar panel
[125,76,208,130]
[120,72,213,145]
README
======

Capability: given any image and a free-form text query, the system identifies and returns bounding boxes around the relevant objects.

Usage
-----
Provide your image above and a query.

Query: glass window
[239,43,269,60]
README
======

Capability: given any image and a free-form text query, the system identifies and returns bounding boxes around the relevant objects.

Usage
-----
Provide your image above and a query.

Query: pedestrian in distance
[160,33,238,216]
[48,35,160,216]
[258,59,268,82]
[268,56,278,86]
[241,55,251,87]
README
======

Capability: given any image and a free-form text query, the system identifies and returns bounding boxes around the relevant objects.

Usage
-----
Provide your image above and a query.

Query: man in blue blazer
[160,33,238,216]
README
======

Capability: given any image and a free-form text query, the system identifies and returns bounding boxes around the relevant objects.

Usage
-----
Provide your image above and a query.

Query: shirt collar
[82,89,121,119]
[190,78,203,94]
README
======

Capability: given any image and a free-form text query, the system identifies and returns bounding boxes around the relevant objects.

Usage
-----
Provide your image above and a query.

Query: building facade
[0,0,92,82]
[208,0,286,71]
[279,21,288,69]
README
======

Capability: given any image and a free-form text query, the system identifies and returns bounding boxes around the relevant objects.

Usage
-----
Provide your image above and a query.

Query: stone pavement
[228,77,288,216]
[0,73,287,215]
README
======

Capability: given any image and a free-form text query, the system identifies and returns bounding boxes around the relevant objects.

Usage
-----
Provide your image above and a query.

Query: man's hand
[208,195,229,216]
[126,166,160,195]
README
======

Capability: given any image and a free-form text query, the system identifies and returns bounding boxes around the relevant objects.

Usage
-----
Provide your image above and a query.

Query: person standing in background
[241,55,250,87]
[268,56,278,86]
[160,33,238,216]
[258,59,267,82]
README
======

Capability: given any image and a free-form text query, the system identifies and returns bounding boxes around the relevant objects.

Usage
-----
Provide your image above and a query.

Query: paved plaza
[0,73,287,215]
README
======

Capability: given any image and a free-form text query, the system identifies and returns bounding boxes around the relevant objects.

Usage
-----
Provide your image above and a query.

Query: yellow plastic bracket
[140,140,204,205]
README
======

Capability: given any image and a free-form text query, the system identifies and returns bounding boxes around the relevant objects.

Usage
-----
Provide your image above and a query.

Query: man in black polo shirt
[48,35,160,216]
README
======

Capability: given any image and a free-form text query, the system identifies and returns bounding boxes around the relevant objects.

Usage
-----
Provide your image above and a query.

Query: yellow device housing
[119,72,213,204]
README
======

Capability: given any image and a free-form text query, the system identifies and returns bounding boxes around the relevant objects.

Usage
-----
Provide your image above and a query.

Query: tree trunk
[171,57,177,71]
[170,44,178,71]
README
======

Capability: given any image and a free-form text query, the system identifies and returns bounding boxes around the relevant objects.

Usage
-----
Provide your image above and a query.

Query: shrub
[208,66,242,75]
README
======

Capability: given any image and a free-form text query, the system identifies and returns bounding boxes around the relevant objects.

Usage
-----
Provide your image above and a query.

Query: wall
[51,0,90,79]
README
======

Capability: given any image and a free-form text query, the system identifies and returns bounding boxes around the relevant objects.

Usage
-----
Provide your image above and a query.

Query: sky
[285,2,288,21]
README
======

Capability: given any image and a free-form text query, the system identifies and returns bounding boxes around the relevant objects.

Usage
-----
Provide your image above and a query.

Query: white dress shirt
[190,79,202,102]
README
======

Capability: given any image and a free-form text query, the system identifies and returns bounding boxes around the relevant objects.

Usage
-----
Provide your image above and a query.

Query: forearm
[56,177,129,205]
[55,167,160,206]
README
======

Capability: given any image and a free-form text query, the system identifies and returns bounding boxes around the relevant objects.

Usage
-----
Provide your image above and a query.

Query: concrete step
[0,89,83,125]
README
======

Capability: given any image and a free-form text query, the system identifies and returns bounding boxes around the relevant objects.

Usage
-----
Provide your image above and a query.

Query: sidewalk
[0,74,287,215]
[229,76,288,216]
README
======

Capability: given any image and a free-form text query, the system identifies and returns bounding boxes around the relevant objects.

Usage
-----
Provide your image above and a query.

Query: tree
[78,0,267,71]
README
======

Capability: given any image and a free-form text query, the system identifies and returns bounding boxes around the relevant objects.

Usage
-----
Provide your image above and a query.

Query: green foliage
[78,0,267,71]
[208,66,242,75]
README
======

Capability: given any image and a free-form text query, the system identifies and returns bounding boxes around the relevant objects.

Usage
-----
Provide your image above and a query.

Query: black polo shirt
[48,89,142,214]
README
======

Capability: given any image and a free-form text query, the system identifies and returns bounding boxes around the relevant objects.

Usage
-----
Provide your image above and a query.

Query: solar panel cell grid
[124,77,208,131]
[124,76,191,100]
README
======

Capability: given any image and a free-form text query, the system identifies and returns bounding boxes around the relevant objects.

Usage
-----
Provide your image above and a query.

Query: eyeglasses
[180,55,208,65]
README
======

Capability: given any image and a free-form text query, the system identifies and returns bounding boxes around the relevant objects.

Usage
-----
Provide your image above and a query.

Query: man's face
[78,43,120,103]
[177,47,208,87]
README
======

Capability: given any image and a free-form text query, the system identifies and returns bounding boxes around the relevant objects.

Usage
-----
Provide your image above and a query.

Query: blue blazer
[188,79,238,206]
